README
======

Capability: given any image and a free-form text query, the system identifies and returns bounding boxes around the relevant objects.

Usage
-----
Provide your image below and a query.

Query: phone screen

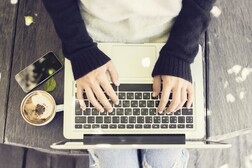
[15,52,63,93]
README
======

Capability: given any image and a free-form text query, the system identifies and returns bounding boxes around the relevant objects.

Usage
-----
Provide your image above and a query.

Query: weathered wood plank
[4,0,65,150]
[0,143,25,168]
[207,0,252,137]
[188,132,252,168]
[25,148,89,168]
[0,0,19,143]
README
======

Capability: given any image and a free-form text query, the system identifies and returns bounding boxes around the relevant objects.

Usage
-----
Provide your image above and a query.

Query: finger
[167,87,181,113]
[186,85,194,108]
[152,76,161,97]
[85,86,104,112]
[107,61,120,86]
[158,83,172,113]
[174,87,187,112]
[76,85,86,110]
[99,76,119,105]
[91,82,113,112]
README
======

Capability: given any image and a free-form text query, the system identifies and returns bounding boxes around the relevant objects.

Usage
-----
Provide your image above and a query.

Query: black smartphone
[15,52,63,93]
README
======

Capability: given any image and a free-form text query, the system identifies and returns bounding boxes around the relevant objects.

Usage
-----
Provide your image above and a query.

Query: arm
[42,0,119,112]
[42,0,110,80]
[152,0,216,82]
[152,0,216,113]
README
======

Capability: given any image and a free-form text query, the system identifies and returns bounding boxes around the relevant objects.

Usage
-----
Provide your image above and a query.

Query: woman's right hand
[76,60,120,112]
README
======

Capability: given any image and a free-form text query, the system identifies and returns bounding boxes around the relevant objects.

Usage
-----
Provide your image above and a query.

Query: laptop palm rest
[84,134,185,144]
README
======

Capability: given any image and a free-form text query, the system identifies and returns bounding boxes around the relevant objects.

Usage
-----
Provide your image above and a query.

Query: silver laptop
[51,43,231,149]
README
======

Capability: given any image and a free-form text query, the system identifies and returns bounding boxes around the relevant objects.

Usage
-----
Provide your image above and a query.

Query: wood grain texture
[0,143,25,168]
[207,0,252,137]
[188,132,252,168]
[0,0,18,143]
[4,0,65,150]
[25,149,89,168]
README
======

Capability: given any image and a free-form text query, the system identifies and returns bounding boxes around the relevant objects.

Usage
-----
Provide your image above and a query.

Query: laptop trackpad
[110,45,157,83]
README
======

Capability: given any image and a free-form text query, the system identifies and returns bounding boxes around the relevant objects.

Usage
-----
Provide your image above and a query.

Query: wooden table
[1,0,252,155]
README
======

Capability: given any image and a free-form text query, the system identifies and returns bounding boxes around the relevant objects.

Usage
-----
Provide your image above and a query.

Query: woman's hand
[76,60,119,112]
[153,75,194,113]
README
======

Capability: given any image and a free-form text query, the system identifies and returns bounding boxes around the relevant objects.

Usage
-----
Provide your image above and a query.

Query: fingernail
[115,100,119,105]
[99,109,104,113]
[114,81,120,86]
[80,106,86,111]
[152,92,157,97]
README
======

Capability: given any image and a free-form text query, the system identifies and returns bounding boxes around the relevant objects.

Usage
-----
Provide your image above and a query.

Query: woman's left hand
[152,75,194,113]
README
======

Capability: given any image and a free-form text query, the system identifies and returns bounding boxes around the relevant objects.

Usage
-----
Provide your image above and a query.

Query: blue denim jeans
[88,149,189,168]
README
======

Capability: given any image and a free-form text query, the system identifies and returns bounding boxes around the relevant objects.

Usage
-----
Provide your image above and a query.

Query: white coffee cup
[20,90,64,126]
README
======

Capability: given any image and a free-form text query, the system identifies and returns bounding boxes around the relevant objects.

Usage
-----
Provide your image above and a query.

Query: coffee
[21,91,55,125]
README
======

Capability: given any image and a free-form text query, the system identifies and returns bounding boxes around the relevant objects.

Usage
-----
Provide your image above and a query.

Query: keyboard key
[92,124,100,128]
[75,125,82,129]
[104,117,111,123]
[155,101,160,107]
[83,109,91,115]
[115,100,122,107]
[147,101,154,107]
[154,116,161,123]
[112,116,120,123]
[137,116,144,123]
[145,116,152,123]
[127,93,134,99]
[116,108,124,115]
[110,125,117,129]
[92,108,99,115]
[108,110,115,115]
[178,116,185,123]
[144,124,151,128]
[169,124,176,129]
[186,124,193,129]
[170,117,177,123]
[186,116,193,123]
[135,93,142,99]
[152,124,159,129]
[178,124,185,129]
[143,93,150,99]
[174,110,181,115]
[182,109,193,115]
[151,95,158,100]
[135,124,143,129]
[129,116,136,123]
[149,108,156,115]
[118,124,126,129]
[75,117,86,123]
[141,108,148,115]
[131,101,138,107]
[100,111,107,115]
[101,124,108,129]
[161,124,168,129]
[133,108,140,115]
[75,108,82,115]
[88,116,95,123]
[139,101,146,107]
[123,101,130,107]
[127,125,134,129]
[125,108,132,115]
[84,124,91,129]
[162,116,169,123]
[118,93,126,99]
[96,116,103,123]
[121,116,128,123]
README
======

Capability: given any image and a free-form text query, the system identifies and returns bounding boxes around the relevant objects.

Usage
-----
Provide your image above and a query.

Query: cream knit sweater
[79,0,182,43]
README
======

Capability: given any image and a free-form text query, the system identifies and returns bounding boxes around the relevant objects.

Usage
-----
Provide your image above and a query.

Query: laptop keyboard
[74,84,194,130]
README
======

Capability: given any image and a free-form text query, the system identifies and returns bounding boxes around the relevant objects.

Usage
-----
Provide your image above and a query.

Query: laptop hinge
[83,134,185,145]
